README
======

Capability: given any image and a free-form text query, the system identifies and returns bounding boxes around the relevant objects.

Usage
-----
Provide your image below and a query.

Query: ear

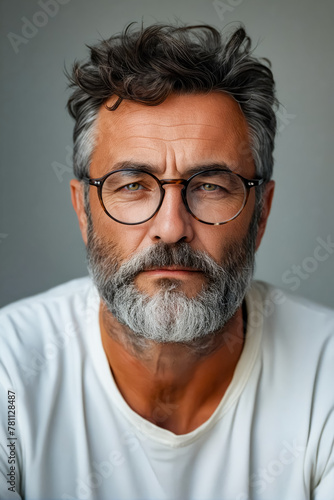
[70,179,88,246]
[255,180,275,251]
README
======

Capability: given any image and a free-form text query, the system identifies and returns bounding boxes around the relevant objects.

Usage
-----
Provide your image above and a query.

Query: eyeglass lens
[101,170,247,224]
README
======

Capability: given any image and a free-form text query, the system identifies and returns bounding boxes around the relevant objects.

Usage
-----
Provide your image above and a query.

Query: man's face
[71,92,274,341]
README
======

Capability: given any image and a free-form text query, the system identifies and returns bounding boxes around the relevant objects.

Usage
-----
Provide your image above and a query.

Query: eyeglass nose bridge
[157,178,190,214]
[159,178,188,188]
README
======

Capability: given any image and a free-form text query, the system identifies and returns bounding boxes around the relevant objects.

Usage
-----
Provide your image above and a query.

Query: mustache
[110,242,237,287]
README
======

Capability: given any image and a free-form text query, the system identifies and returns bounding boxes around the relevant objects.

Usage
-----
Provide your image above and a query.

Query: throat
[99,303,247,434]
[132,373,235,435]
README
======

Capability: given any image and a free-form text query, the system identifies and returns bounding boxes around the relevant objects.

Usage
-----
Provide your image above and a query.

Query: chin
[139,278,203,299]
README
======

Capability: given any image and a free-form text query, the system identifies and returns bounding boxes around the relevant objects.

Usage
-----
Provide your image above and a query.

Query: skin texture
[71,92,274,434]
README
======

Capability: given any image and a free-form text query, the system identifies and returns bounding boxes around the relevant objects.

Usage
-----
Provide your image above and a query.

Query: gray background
[0,0,333,308]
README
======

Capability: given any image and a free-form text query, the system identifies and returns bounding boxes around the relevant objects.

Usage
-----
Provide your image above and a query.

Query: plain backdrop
[0,0,333,308]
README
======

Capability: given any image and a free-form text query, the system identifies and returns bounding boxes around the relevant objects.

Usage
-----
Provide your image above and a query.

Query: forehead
[90,92,253,176]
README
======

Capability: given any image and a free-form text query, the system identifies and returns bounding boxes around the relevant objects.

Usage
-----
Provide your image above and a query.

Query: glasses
[81,168,264,225]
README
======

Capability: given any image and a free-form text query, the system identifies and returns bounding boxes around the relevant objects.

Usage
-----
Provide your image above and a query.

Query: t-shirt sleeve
[312,463,334,500]
[0,384,22,500]
[0,313,23,500]
[311,415,334,499]
[310,333,334,500]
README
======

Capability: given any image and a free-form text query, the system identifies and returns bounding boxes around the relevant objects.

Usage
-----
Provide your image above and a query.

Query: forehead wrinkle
[95,93,254,179]
[108,160,240,177]
[110,119,250,145]
[116,135,228,143]
[120,145,160,153]
[98,99,250,146]
[124,122,224,129]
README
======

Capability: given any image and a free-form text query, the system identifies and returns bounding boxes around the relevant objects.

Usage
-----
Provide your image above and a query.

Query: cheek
[194,205,255,263]
[194,225,240,259]
[90,204,149,261]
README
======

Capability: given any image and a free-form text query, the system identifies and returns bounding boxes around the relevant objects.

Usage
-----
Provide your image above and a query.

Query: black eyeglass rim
[80,168,265,226]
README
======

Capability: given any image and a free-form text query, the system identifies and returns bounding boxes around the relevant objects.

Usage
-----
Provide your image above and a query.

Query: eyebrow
[110,161,235,177]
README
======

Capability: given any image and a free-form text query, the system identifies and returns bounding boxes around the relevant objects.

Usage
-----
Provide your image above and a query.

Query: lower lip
[143,269,201,277]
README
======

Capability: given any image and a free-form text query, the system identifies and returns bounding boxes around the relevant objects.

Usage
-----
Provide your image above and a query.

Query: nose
[147,184,194,244]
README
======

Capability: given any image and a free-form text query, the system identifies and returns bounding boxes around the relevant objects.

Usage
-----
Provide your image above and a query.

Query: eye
[124,183,142,191]
[201,183,219,191]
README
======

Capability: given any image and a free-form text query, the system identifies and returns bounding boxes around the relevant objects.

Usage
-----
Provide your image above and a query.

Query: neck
[99,303,246,434]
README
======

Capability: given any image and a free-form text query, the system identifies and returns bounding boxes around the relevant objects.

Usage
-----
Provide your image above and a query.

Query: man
[0,23,333,500]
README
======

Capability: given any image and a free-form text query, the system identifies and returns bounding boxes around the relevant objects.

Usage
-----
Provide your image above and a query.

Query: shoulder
[247,281,334,413]
[0,276,94,334]
[1,276,93,318]
[0,277,98,387]
[248,280,334,341]
[246,280,334,392]
[247,282,334,495]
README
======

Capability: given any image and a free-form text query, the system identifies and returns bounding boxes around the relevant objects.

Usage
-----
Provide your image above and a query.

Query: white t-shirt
[0,278,333,500]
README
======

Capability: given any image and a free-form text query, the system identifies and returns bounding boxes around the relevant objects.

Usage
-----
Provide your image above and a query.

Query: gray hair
[66,23,278,193]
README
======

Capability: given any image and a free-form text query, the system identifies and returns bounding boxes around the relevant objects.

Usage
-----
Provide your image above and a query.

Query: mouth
[141,266,202,276]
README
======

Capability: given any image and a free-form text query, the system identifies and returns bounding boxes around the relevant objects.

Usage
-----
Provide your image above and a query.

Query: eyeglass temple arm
[244,178,265,188]
[80,176,102,187]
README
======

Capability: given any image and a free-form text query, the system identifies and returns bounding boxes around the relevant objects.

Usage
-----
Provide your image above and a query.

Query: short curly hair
[66,23,278,184]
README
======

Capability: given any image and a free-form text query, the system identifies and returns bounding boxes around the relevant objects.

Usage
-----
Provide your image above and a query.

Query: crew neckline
[86,281,264,448]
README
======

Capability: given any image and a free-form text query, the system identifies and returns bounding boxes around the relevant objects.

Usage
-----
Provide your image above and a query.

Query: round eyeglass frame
[81,168,264,226]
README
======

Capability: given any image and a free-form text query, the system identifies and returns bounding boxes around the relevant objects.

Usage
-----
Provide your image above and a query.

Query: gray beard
[86,210,259,344]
